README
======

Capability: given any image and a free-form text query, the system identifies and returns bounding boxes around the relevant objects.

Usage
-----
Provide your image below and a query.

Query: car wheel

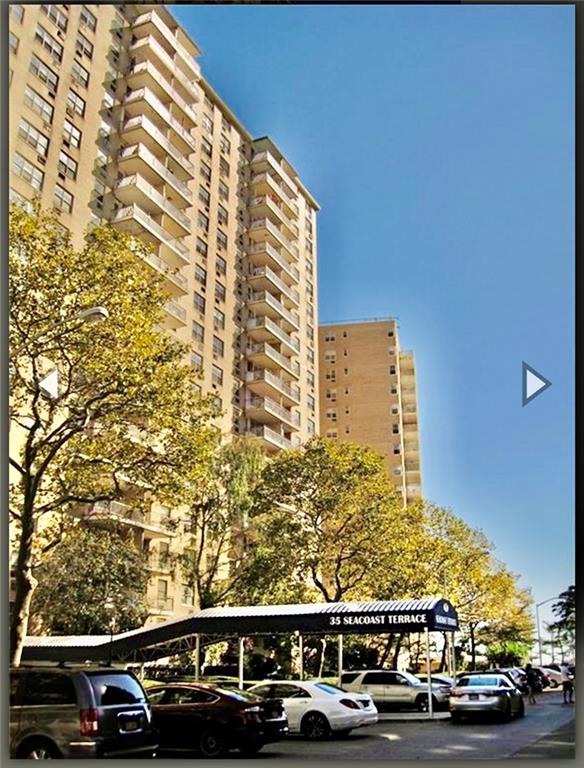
[18,739,62,759]
[500,698,512,723]
[199,729,226,758]
[416,694,437,712]
[450,712,463,725]
[516,698,525,718]
[301,711,331,740]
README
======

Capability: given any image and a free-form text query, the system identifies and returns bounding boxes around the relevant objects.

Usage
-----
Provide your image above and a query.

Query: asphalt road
[247,691,575,760]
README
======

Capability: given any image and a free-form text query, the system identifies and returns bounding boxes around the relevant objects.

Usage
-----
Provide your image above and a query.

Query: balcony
[249,195,299,240]
[127,60,197,127]
[249,218,298,260]
[247,342,300,380]
[124,88,196,154]
[246,316,299,356]
[81,501,174,539]
[163,299,187,329]
[151,596,175,615]
[247,291,300,333]
[247,424,292,453]
[145,554,172,573]
[121,115,194,180]
[251,151,298,201]
[248,266,300,308]
[250,172,299,219]
[139,249,187,296]
[245,395,300,430]
[245,370,300,407]
[113,204,189,268]
[118,143,192,207]
[247,242,299,285]
[115,174,190,237]
[129,33,200,103]
[132,10,201,82]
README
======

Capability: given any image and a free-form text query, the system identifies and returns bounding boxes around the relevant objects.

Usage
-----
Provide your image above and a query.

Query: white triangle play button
[522,362,551,406]
[38,368,59,400]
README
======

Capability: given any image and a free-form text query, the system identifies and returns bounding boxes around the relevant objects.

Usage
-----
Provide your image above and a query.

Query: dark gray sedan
[449,673,525,723]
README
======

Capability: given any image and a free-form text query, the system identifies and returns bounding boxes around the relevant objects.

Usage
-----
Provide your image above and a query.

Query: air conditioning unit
[37,155,46,165]
[63,139,70,148]
[65,106,74,116]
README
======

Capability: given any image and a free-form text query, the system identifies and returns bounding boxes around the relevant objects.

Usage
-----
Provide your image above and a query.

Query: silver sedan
[449,673,525,723]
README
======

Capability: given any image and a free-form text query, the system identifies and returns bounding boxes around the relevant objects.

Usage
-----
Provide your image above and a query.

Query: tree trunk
[10,504,37,667]
[470,623,477,671]
[392,633,404,668]
[318,637,327,678]
[379,634,394,667]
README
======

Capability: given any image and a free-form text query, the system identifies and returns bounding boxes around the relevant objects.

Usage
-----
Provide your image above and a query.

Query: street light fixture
[535,596,557,667]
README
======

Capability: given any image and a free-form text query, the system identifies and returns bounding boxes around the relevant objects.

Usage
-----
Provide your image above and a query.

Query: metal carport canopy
[22,598,457,663]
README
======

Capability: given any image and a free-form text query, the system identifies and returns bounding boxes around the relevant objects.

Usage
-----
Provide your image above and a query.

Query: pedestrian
[560,663,574,704]
[524,663,538,705]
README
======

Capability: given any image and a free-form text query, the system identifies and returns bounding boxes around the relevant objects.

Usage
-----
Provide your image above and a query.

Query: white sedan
[248,680,378,740]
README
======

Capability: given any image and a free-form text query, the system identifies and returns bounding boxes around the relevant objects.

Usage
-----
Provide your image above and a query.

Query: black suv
[10,666,158,759]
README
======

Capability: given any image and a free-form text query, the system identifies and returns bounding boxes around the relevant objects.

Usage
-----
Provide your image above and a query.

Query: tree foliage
[31,524,149,635]
[9,206,219,664]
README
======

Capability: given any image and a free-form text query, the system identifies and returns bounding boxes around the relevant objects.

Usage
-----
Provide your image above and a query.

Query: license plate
[124,720,139,731]
[469,694,479,700]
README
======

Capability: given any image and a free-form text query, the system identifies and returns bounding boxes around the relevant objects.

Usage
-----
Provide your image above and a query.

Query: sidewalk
[377,710,451,722]
[512,718,576,759]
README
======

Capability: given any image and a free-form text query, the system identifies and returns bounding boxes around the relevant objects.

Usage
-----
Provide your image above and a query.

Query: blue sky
[172,4,574,630]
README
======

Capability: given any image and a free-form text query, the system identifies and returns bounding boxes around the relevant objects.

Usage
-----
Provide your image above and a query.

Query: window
[72,60,90,88]
[20,673,76,706]
[306,259,314,275]
[344,368,349,375]
[390,384,398,395]
[58,151,77,180]
[200,161,211,182]
[76,31,93,58]
[67,89,85,117]
[393,467,402,476]
[215,255,226,275]
[388,347,395,356]
[217,204,228,226]
[393,445,401,454]
[307,419,315,435]
[219,157,230,177]
[203,95,213,111]
[194,264,207,286]
[391,405,399,415]
[216,229,227,250]
[307,371,315,388]
[307,325,314,341]
[9,188,34,214]
[10,5,24,23]
[218,179,229,201]
[197,211,209,232]
[9,31,19,53]
[191,352,203,371]
[198,185,210,206]
[192,321,204,343]
[196,237,208,258]
[213,308,225,330]
[13,153,44,191]
[212,364,223,386]
[220,135,231,154]
[80,6,97,32]
[307,348,315,364]
[29,54,59,92]
[326,408,337,421]
[193,292,206,314]
[41,5,68,32]
[201,137,212,157]
[325,389,337,402]
[388,329,394,337]
[182,584,194,606]
[35,25,63,62]
[53,185,73,213]
[326,430,338,439]
[389,365,396,376]
[325,370,336,382]
[215,282,226,302]
[213,336,224,358]
[345,426,351,435]
[324,351,336,363]
[18,119,49,157]
[202,114,213,135]
[221,116,231,133]
[63,119,81,148]
[345,387,350,395]
[308,395,316,412]
[392,424,400,435]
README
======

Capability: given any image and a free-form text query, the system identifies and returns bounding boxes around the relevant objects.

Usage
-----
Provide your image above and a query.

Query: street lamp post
[536,597,557,667]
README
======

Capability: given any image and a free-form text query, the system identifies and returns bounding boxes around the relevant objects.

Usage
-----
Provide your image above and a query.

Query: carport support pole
[337,634,344,688]
[425,627,434,719]
[238,636,245,690]
[194,634,200,682]
[298,633,304,680]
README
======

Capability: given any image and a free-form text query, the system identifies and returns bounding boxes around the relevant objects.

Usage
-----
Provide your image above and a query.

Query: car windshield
[314,683,344,695]
[86,672,146,705]
[216,687,262,702]
[458,676,500,687]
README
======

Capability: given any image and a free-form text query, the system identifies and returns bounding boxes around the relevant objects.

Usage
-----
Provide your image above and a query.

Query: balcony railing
[249,218,298,259]
[246,316,299,352]
[251,151,298,200]
[89,501,174,533]
[247,242,300,282]
[249,195,299,237]
[164,299,186,323]
[247,342,300,376]
[141,250,187,292]
[119,143,192,202]
[246,396,300,427]
[128,60,197,125]
[154,596,175,612]
[249,291,300,329]
[246,370,300,402]
[251,172,299,216]
[113,204,189,264]
[132,10,201,80]
[249,266,300,305]
[124,88,196,150]
[116,174,190,230]
[121,115,194,176]
[248,424,292,451]
[129,34,200,100]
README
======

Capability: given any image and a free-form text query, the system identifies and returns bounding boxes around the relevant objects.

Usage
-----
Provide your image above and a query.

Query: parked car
[417,674,454,688]
[147,682,288,757]
[10,666,158,759]
[341,669,452,712]
[540,666,564,688]
[456,668,528,694]
[248,680,378,740]
[450,673,525,723]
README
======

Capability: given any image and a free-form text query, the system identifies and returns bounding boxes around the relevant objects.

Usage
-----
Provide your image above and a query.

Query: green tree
[549,585,575,654]
[31,524,148,634]
[179,437,266,608]
[9,206,219,665]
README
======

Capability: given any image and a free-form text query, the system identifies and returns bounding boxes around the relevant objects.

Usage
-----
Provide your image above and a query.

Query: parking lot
[158,691,575,760]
